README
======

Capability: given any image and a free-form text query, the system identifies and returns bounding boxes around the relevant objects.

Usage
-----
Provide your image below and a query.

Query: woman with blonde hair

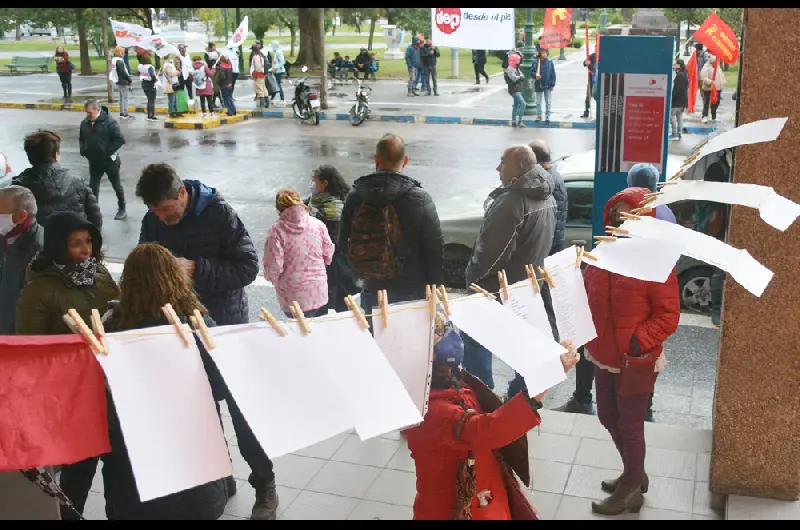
[110,47,134,120]
[161,53,181,118]
[54,45,73,101]
[263,189,334,318]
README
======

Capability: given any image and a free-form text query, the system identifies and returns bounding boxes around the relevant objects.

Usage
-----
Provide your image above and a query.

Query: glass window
[566,180,593,226]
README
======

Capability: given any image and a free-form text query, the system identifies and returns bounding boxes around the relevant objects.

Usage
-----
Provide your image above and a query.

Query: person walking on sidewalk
[136,163,278,520]
[582,52,596,119]
[218,55,236,117]
[110,47,134,120]
[531,48,556,123]
[137,54,159,122]
[250,44,269,109]
[700,55,725,124]
[504,53,526,128]
[191,55,216,118]
[79,100,127,220]
[670,59,689,140]
[472,49,490,84]
[406,36,422,97]
[54,46,73,102]
[269,40,287,105]
[421,39,440,97]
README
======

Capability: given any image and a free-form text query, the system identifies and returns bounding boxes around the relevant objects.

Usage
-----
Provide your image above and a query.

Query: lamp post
[521,8,536,115]
[600,9,608,32]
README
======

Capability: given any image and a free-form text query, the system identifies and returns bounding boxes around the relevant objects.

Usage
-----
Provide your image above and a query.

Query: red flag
[693,12,740,64]
[585,22,590,62]
[0,336,110,471]
[710,58,720,105]
[686,51,699,113]
[541,8,573,49]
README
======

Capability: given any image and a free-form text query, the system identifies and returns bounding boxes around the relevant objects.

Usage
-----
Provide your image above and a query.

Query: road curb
[0,101,718,134]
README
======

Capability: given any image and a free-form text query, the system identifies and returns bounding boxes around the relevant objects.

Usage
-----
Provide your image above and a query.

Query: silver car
[437,148,714,312]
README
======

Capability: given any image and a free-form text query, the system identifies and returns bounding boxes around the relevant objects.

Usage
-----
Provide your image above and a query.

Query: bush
[572,37,584,48]
[610,12,626,25]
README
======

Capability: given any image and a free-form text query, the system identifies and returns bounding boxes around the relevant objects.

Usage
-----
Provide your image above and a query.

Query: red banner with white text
[693,12,740,64]
[541,8,573,49]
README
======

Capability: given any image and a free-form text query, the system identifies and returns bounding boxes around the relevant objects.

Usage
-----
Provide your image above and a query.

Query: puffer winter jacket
[583,188,681,369]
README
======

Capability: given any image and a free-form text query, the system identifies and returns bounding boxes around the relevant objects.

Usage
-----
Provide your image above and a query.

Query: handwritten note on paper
[373,301,435,417]
[287,315,424,441]
[583,236,686,283]
[98,329,232,502]
[450,294,567,398]
[620,216,774,297]
[544,246,598,348]
[649,180,800,232]
[209,324,353,459]
[504,280,555,339]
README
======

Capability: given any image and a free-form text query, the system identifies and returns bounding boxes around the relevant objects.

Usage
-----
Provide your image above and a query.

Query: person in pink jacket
[263,189,334,317]
[191,55,216,117]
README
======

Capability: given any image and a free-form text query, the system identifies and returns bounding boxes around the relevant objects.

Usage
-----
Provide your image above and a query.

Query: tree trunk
[15,22,21,41]
[318,8,327,110]
[143,9,160,70]
[101,9,113,103]
[75,8,93,75]
[296,8,324,68]
[368,18,377,51]
[290,27,297,57]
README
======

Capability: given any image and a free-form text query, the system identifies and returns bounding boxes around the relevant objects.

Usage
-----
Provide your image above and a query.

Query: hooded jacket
[263,204,334,312]
[270,41,285,74]
[338,171,444,296]
[0,221,44,334]
[547,165,568,255]
[12,163,103,229]
[466,165,556,294]
[79,106,126,166]
[672,67,689,109]
[405,39,422,69]
[583,188,680,370]
[139,180,259,326]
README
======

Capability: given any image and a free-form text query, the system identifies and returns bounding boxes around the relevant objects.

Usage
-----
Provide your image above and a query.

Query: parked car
[437,148,714,312]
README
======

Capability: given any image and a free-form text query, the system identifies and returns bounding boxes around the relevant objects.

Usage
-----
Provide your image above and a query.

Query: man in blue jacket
[405,36,422,96]
[531,48,556,123]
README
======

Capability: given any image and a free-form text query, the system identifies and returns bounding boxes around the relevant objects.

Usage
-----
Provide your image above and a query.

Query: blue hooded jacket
[405,37,421,69]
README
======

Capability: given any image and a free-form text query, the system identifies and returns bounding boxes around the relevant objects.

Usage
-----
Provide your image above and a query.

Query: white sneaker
[701,116,709,124]
[202,113,208,118]
[211,112,216,117]
[188,99,195,106]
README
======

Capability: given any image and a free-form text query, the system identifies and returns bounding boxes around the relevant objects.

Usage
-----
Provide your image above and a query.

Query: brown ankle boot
[592,482,645,516]
[601,472,649,494]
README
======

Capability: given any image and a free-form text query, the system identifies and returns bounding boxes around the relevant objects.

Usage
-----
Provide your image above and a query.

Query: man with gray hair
[463,144,556,389]
[0,185,43,334]
[79,99,127,220]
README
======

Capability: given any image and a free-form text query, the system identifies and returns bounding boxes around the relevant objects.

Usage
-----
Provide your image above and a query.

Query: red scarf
[2,216,34,242]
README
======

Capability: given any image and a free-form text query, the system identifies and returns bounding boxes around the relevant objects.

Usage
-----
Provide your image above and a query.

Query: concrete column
[710,8,800,501]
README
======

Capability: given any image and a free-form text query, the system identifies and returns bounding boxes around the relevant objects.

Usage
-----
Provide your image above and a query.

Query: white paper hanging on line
[649,180,800,232]
[583,236,686,283]
[620,216,774,297]
[449,294,567,398]
[287,314,424,440]
[504,280,555,339]
[544,246,598,348]
[669,117,787,180]
[373,301,435,417]
[98,328,232,502]
[208,324,353,459]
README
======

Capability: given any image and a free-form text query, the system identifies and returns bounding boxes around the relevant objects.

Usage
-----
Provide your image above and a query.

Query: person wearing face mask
[0,186,43,335]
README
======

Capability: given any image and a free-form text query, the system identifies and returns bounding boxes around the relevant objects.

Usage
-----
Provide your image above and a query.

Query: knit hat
[42,212,102,264]
[508,53,521,69]
[626,163,659,192]
[433,313,464,368]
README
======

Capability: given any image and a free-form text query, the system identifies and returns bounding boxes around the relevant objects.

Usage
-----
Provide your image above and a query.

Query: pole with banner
[591,35,674,244]
[540,8,573,54]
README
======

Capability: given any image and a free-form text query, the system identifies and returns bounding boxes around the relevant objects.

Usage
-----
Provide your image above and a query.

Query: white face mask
[309,181,318,196]
[0,214,16,236]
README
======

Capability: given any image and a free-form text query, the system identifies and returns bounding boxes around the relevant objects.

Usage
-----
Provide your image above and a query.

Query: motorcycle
[290,66,321,125]
[349,79,372,126]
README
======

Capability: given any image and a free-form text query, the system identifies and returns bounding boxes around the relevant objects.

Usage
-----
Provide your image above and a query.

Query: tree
[271,8,299,57]
[101,8,113,103]
[74,8,92,75]
[296,8,324,68]
[340,8,385,50]
[716,7,743,36]
[198,8,225,39]
[317,8,328,110]
[391,8,430,36]
[245,7,279,42]
[662,8,713,28]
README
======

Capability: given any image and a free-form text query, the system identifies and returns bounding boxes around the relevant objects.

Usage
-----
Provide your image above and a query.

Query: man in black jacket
[472,49,489,84]
[354,48,372,81]
[421,39,440,96]
[339,133,444,320]
[79,100,127,220]
[13,130,102,229]
[136,163,278,520]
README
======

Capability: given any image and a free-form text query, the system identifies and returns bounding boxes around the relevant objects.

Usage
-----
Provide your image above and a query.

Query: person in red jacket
[406,314,578,520]
[54,46,72,101]
[583,187,680,516]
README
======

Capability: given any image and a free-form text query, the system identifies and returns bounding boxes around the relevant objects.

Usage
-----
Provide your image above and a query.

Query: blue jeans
[167,92,177,115]
[273,72,285,101]
[221,85,236,115]
[462,332,494,390]
[415,67,428,91]
[511,92,526,124]
[534,90,552,118]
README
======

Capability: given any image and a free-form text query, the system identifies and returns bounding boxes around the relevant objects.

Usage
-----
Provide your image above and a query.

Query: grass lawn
[0,38,74,53]
[0,56,137,76]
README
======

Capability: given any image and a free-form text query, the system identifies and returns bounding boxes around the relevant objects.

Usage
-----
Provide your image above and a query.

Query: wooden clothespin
[594,235,618,243]
[437,285,451,317]
[290,301,312,335]
[62,313,80,335]
[259,308,287,337]
[643,191,664,200]
[378,289,389,329]
[497,270,510,302]
[582,250,599,261]
[606,226,630,235]
[426,284,437,319]
[344,296,370,330]
[621,211,643,220]
[469,283,496,300]
[90,309,109,355]
[162,303,191,347]
[538,266,556,289]
[525,264,540,293]
[190,309,216,350]
[656,180,678,188]
[575,246,584,269]
[66,309,105,355]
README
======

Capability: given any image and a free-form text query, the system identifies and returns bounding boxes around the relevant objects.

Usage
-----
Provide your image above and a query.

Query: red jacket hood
[603,187,655,226]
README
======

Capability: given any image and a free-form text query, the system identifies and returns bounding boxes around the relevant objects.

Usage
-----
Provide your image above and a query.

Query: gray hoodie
[466,165,556,293]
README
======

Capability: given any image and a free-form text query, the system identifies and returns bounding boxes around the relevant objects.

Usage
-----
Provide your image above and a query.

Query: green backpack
[347,201,408,281]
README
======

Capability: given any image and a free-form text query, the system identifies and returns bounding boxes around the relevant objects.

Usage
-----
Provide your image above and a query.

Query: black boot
[553,397,595,415]
[251,479,279,520]
[581,110,590,118]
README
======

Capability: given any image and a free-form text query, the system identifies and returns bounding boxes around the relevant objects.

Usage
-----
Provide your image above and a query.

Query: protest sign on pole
[693,12,740,64]
[146,35,179,58]
[540,8,573,49]
[110,18,153,49]
[227,15,249,50]
[430,8,514,51]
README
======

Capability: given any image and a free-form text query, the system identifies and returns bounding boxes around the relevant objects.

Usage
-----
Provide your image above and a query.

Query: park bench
[6,56,54,74]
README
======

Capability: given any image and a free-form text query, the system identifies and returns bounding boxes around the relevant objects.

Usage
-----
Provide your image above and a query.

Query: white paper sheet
[504,280,555,339]
[620,216,774,297]
[373,301,435,417]
[649,180,800,232]
[450,294,567,398]
[668,117,787,180]
[208,324,354,459]
[582,236,686,283]
[544,247,598,348]
[286,314,423,440]
[98,328,232,502]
